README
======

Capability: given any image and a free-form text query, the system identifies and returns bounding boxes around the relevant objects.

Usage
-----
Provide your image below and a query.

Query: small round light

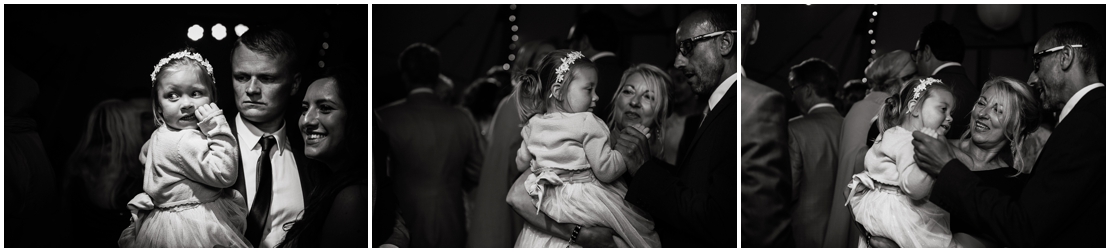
[869,18,874,23]
[510,4,516,10]
[872,11,878,16]
[234,24,249,37]
[863,77,868,83]
[318,61,325,68]
[503,63,511,70]
[868,29,873,35]
[509,54,516,61]
[871,49,877,54]
[509,15,516,22]
[509,43,517,50]
[322,42,330,50]
[511,25,518,32]
[211,23,227,41]
[188,24,204,41]
[511,35,518,41]
[870,39,876,45]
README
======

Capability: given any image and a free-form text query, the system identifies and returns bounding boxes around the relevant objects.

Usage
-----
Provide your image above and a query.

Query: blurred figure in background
[63,99,146,247]
[5,67,73,247]
[913,21,977,140]
[377,42,483,247]
[825,49,915,248]
[838,79,868,116]
[466,39,557,247]
[462,77,503,137]
[436,73,458,105]
[785,58,842,247]
[569,10,625,122]
[661,67,704,166]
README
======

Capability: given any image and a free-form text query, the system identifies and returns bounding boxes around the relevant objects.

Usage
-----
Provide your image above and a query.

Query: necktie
[246,135,276,247]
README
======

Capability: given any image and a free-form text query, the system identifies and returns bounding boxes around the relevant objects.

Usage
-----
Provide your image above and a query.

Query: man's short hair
[790,58,840,99]
[741,4,755,33]
[1048,22,1102,74]
[232,26,300,73]
[570,11,618,52]
[918,21,965,63]
[704,6,737,31]
[398,43,441,86]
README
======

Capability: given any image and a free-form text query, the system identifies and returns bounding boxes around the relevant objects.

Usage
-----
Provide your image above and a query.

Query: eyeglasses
[677,30,738,56]
[1032,44,1084,73]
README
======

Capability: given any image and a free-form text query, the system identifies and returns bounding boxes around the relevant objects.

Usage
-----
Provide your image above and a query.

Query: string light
[509,15,516,22]
[211,23,227,41]
[187,24,204,41]
[872,11,878,16]
[868,29,873,35]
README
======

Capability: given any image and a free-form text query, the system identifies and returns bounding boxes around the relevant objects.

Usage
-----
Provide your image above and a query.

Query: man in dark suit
[912,21,978,140]
[569,10,625,121]
[785,58,842,247]
[911,22,1105,247]
[225,26,320,248]
[375,43,483,247]
[615,6,752,247]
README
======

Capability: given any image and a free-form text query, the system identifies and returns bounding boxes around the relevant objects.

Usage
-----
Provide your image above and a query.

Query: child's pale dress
[118,110,249,248]
[513,112,660,248]
[847,126,954,248]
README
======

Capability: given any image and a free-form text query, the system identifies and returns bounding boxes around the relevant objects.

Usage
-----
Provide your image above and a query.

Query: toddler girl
[118,49,249,247]
[847,77,956,247]
[513,50,660,248]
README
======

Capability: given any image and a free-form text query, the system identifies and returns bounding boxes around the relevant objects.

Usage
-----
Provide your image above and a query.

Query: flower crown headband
[906,77,942,113]
[150,50,215,85]
[554,51,586,85]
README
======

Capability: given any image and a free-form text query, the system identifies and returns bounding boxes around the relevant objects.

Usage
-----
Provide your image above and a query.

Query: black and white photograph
[372,4,738,248]
[4,4,368,248]
[740,3,1106,248]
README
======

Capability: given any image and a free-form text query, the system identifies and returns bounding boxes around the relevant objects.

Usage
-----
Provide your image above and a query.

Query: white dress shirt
[708,72,739,111]
[807,102,837,114]
[235,114,304,248]
[1058,83,1104,125]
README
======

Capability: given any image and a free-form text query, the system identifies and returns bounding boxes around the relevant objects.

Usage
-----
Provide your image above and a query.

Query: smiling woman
[607,63,671,158]
[280,66,369,248]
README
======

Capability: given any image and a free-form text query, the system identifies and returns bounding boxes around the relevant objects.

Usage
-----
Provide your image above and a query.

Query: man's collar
[589,51,616,62]
[410,87,433,95]
[235,113,287,154]
[708,72,739,111]
[1058,83,1105,125]
[807,103,836,114]
[932,62,962,76]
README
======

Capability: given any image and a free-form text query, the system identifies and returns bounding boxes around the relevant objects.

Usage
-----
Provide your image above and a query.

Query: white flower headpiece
[150,50,215,85]
[554,51,585,85]
[906,77,942,113]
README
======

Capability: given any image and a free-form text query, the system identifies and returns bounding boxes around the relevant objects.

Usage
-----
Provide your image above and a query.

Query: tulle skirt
[119,189,249,248]
[514,172,659,248]
[848,175,954,248]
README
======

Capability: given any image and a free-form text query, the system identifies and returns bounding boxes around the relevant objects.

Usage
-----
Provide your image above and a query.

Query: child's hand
[195,103,220,120]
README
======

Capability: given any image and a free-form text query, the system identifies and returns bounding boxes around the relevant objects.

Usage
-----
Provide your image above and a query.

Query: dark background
[371,4,734,109]
[743,4,1105,119]
[5,4,368,167]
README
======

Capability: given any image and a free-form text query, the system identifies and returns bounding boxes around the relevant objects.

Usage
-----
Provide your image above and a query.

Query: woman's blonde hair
[864,50,914,94]
[63,99,144,209]
[607,63,671,149]
[959,76,1041,175]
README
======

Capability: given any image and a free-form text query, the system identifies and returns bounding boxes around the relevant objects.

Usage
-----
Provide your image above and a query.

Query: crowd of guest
[741,4,1104,248]
[374,6,738,248]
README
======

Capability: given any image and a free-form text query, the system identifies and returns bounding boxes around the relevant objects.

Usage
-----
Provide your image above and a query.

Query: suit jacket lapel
[680,81,737,166]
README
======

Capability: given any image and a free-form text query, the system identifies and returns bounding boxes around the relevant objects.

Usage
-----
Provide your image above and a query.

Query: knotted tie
[246,135,276,247]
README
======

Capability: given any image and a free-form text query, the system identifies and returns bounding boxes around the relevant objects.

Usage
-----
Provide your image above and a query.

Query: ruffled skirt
[847,174,954,248]
[119,189,249,248]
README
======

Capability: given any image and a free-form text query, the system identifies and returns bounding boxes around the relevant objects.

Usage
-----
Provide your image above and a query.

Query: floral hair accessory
[150,50,215,85]
[554,51,586,85]
[906,77,942,113]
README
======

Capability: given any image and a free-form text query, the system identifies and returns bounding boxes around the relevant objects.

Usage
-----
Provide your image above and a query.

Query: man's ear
[290,72,302,96]
[1060,47,1075,71]
[922,45,934,62]
[550,83,563,101]
[719,31,735,56]
[750,20,760,45]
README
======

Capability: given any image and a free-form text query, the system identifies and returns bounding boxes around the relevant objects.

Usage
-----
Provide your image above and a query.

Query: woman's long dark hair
[278,65,368,247]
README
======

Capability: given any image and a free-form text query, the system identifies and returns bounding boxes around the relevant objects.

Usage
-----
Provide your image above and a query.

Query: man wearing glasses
[911,22,1104,247]
[615,5,754,248]
[911,21,978,140]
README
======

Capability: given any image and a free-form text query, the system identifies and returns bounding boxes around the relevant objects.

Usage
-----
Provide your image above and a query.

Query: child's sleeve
[180,110,239,188]
[582,115,627,183]
[515,124,533,173]
[898,139,935,200]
